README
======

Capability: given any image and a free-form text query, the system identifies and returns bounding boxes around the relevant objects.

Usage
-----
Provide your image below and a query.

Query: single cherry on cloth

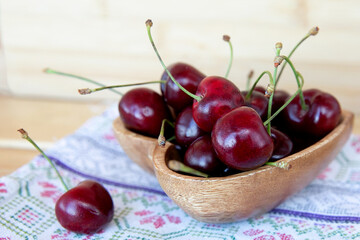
[270,128,293,161]
[242,90,268,120]
[282,88,341,138]
[161,62,205,113]
[193,76,245,132]
[175,106,206,147]
[184,135,224,175]
[118,87,171,137]
[55,180,114,234]
[212,106,274,171]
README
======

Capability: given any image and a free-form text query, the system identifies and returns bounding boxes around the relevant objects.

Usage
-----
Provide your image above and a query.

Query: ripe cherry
[282,88,341,138]
[118,88,171,137]
[212,107,274,171]
[184,135,224,175]
[270,128,293,161]
[55,180,114,234]
[243,90,268,120]
[160,62,205,113]
[175,106,205,147]
[193,76,245,132]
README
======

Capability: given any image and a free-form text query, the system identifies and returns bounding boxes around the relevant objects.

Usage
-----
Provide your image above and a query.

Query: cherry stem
[246,70,254,91]
[44,68,123,96]
[18,129,69,191]
[266,45,282,134]
[265,161,292,170]
[223,35,233,79]
[145,19,202,102]
[167,160,209,178]
[245,71,273,101]
[276,26,319,85]
[281,56,307,110]
[263,71,305,126]
[158,119,175,147]
[78,81,166,95]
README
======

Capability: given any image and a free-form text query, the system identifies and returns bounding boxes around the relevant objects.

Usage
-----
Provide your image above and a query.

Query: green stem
[246,70,254,91]
[245,71,273,101]
[78,81,166,95]
[146,20,201,102]
[168,160,209,178]
[223,35,233,79]
[263,72,305,126]
[18,129,69,191]
[265,161,291,170]
[281,56,307,110]
[266,48,281,135]
[158,119,175,146]
[44,68,123,96]
[276,35,310,85]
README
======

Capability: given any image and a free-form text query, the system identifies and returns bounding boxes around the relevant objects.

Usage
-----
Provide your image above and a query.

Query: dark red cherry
[184,135,224,174]
[161,62,205,113]
[118,88,170,137]
[243,90,268,120]
[175,106,206,147]
[270,128,293,161]
[193,76,244,132]
[282,88,341,137]
[55,180,114,234]
[212,106,274,170]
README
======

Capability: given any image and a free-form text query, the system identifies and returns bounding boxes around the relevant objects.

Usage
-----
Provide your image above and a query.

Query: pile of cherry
[119,21,342,177]
[120,62,341,177]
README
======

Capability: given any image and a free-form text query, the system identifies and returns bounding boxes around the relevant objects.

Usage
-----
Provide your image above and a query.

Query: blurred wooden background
[0,0,359,113]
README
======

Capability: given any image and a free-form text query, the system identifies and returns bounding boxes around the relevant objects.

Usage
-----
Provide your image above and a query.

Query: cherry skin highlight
[282,88,341,138]
[193,76,244,132]
[55,180,114,234]
[118,88,171,137]
[161,62,205,113]
[175,106,206,147]
[212,107,274,171]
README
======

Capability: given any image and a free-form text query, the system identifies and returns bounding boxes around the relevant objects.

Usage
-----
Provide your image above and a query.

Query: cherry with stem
[18,128,114,234]
[146,19,244,132]
[145,19,201,102]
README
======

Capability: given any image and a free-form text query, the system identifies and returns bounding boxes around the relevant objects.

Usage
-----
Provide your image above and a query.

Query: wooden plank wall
[0,0,359,113]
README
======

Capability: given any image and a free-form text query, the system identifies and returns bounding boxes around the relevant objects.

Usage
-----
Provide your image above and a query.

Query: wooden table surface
[1,94,359,177]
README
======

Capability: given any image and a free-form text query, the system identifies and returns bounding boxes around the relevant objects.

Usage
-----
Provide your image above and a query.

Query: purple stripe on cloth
[46,156,167,196]
[271,208,360,222]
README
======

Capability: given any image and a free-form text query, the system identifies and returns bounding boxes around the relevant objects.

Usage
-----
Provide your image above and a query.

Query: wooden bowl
[152,110,354,223]
[112,118,157,174]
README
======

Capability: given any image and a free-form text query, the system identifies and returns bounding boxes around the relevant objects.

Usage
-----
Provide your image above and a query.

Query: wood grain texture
[152,110,354,223]
[0,0,359,114]
[112,117,157,174]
